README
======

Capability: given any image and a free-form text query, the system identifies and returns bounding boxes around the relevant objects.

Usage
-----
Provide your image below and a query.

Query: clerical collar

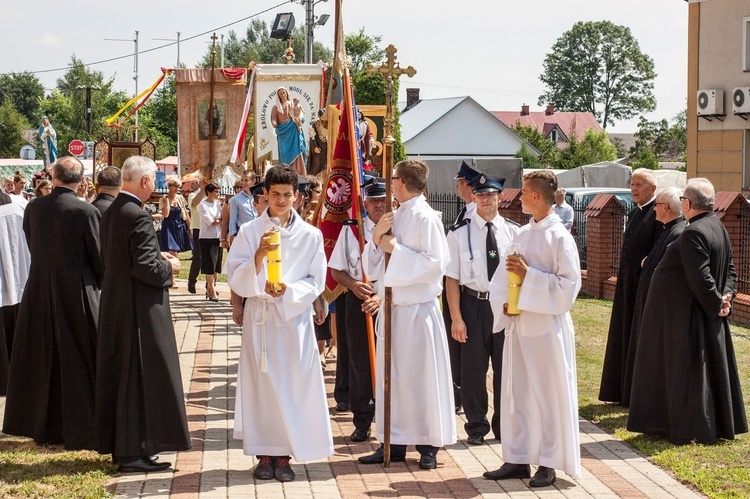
[55,186,76,193]
[638,196,656,210]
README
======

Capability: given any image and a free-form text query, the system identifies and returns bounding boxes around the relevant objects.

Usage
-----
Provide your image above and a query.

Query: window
[550,129,558,142]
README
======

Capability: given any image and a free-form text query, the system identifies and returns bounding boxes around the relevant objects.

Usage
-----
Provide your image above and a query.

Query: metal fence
[737,201,750,295]
[428,192,465,232]
[570,197,634,271]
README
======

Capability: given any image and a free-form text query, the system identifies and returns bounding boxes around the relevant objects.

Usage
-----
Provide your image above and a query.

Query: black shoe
[419,452,437,470]
[274,456,295,482]
[529,466,556,487]
[187,285,196,294]
[335,402,350,412]
[119,457,171,473]
[455,404,462,414]
[466,433,484,446]
[358,446,406,464]
[350,428,371,442]
[483,462,531,480]
[253,455,275,480]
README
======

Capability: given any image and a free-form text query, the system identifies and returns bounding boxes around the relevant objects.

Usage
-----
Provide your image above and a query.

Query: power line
[6,0,292,76]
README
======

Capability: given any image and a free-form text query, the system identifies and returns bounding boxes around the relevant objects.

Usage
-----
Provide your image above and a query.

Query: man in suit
[96,155,190,473]
[91,166,122,214]
[3,156,103,450]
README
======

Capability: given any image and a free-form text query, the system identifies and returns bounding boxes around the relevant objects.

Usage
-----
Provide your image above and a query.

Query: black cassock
[3,187,102,449]
[621,216,685,407]
[628,212,748,444]
[91,192,115,215]
[599,200,660,403]
[96,193,190,459]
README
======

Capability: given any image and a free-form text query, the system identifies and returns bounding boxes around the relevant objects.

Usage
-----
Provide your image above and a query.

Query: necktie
[455,205,467,224]
[486,221,499,280]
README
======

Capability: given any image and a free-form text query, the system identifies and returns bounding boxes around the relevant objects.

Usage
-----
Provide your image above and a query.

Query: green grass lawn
[573,296,750,499]
[0,293,747,496]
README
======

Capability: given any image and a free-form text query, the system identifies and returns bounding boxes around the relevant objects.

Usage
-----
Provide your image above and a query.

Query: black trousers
[332,293,348,404]
[442,282,462,409]
[188,228,202,287]
[343,292,375,430]
[460,292,503,439]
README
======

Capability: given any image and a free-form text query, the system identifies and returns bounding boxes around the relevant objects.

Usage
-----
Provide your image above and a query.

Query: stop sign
[68,139,85,156]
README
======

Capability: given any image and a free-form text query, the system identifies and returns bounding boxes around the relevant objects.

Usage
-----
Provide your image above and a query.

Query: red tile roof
[493,109,602,141]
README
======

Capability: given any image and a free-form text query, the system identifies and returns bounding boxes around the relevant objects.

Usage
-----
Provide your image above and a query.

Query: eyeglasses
[655,202,669,207]
[679,196,688,201]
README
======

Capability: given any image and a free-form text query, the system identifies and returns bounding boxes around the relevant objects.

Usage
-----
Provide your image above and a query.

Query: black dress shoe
[358,446,406,464]
[466,433,484,445]
[119,457,171,473]
[483,462,531,480]
[529,466,556,487]
[335,402,350,412]
[350,428,371,442]
[187,286,196,294]
[274,456,295,482]
[419,452,437,470]
[253,455,275,480]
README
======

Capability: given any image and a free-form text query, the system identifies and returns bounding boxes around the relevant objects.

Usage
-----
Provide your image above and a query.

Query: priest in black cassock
[91,166,121,215]
[599,168,660,404]
[621,187,685,408]
[628,178,747,444]
[96,155,190,473]
[3,157,103,450]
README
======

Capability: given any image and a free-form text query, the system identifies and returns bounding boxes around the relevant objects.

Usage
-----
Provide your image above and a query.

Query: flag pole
[342,67,378,390]
[365,45,415,468]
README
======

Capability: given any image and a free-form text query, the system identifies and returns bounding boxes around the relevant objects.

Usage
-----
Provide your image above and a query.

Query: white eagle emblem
[327,178,351,206]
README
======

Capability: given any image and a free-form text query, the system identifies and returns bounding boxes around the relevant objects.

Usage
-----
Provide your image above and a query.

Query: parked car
[564,188,635,269]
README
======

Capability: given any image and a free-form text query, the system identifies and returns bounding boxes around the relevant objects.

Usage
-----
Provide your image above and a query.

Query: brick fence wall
[496,191,750,327]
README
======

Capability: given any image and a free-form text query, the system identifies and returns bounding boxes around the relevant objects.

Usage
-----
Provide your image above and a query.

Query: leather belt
[460,285,489,301]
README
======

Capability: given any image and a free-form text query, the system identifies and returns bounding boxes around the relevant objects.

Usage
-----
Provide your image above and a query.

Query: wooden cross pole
[365,44,415,467]
[204,33,218,181]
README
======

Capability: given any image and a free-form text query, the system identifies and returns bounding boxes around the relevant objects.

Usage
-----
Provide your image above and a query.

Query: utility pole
[305,0,314,63]
[104,30,139,140]
[153,31,181,67]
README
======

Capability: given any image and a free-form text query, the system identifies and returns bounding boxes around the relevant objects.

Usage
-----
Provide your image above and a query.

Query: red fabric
[314,92,356,297]
[221,68,246,80]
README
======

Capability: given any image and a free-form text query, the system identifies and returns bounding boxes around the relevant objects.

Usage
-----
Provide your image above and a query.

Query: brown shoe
[274,456,295,482]
[253,455,274,480]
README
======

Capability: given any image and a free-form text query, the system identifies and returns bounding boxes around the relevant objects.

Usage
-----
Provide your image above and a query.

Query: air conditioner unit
[697,89,724,116]
[732,87,750,114]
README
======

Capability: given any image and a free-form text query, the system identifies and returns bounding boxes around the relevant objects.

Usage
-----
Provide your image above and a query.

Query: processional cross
[364,44,415,467]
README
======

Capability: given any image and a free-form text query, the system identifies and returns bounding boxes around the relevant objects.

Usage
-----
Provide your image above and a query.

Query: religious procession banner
[174,68,247,178]
[253,64,324,165]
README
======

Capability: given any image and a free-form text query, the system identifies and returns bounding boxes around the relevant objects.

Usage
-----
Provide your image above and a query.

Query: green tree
[0,72,45,124]
[0,98,31,158]
[138,74,177,158]
[199,20,332,67]
[629,109,687,167]
[40,55,129,152]
[555,128,618,169]
[511,121,560,167]
[538,21,656,129]
[514,142,540,169]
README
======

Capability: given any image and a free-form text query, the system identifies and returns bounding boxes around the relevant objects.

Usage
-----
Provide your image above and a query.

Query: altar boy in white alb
[484,169,581,487]
[226,166,333,483]
[358,159,456,470]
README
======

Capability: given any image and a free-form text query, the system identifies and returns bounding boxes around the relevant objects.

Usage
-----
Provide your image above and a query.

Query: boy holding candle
[225,165,332,482]
[484,169,581,487]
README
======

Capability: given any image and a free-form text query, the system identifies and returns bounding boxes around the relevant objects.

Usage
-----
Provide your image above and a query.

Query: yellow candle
[507,270,522,315]
[267,228,282,290]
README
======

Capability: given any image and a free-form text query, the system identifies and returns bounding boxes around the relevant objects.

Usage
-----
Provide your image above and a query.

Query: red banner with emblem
[314,89,356,301]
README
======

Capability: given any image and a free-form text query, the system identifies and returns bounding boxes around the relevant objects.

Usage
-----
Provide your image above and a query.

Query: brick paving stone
[89,282,710,498]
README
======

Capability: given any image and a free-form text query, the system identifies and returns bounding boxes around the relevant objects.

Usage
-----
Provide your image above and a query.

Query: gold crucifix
[365,45,416,139]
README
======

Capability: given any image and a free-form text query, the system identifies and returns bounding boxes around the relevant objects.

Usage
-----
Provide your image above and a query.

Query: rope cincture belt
[250,299,271,373]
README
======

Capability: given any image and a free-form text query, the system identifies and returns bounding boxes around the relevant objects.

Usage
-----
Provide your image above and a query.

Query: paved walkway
[108,281,704,498]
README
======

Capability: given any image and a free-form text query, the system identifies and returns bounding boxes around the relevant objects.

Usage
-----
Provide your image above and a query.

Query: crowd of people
[0,156,746,487]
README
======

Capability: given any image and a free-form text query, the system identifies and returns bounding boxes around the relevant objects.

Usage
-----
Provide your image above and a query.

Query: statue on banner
[271,86,307,174]
[38,116,58,167]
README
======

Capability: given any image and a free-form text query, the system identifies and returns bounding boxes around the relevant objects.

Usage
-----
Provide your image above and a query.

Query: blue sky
[1,0,688,133]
